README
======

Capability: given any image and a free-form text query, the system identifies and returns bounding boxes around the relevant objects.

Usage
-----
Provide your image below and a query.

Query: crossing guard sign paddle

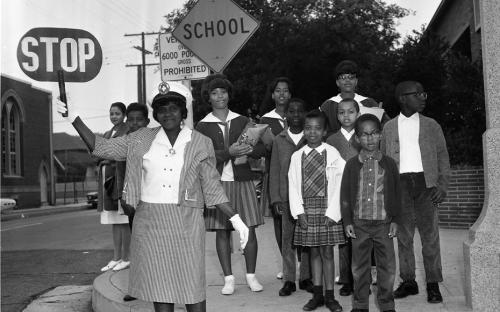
[172,0,260,73]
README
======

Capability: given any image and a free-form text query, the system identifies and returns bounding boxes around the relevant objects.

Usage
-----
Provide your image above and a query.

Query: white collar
[303,143,327,155]
[340,128,355,139]
[200,110,240,123]
[329,93,368,105]
[398,112,419,122]
[287,128,303,136]
[156,127,192,148]
[262,109,285,120]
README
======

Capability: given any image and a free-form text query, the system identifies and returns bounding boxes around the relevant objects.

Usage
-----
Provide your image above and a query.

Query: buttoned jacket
[381,114,450,192]
[93,127,228,209]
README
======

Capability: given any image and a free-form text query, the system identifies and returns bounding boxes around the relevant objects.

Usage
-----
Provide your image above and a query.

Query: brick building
[1,74,55,208]
[426,0,482,61]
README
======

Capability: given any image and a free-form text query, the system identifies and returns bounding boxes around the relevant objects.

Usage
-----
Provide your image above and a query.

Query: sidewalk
[87,219,471,312]
[1,202,91,222]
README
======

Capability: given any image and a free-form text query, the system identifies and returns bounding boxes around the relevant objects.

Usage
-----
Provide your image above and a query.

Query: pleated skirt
[204,180,264,230]
[128,202,205,304]
[293,197,346,247]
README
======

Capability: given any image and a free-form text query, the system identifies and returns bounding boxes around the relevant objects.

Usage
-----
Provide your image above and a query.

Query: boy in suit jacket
[381,81,450,304]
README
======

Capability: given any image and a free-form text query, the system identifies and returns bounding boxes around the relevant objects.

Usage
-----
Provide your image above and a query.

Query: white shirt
[398,113,424,173]
[340,128,355,142]
[140,127,192,203]
[199,111,241,181]
[262,109,285,128]
[287,129,303,145]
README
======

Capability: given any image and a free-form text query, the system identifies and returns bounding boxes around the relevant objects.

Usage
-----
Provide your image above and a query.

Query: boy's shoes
[246,273,263,292]
[426,283,443,303]
[279,281,296,296]
[339,284,353,296]
[123,295,136,301]
[324,298,343,312]
[393,280,419,299]
[303,296,325,311]
[221,275,235,295]
[299,279,314,293]
[350,309,368,312]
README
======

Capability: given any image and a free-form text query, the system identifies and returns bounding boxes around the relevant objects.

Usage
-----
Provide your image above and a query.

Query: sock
[313,285,324,299]
[325,289,335,300]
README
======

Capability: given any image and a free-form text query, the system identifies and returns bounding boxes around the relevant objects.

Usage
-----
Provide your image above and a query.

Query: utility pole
[124,31,160,105]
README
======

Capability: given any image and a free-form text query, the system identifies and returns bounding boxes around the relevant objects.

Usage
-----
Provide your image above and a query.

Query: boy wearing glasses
[340,114,401,312]
[382,81,450,304]
[320,60,388,134]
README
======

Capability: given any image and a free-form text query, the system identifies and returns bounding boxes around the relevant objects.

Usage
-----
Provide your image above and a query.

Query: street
[1,210,114,312]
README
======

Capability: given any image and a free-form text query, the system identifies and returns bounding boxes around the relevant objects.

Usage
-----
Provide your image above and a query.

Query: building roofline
[426,0,450,33]
[1,73,52,95]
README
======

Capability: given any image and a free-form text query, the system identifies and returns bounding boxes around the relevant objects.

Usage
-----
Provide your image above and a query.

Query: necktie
[218,121,230,156]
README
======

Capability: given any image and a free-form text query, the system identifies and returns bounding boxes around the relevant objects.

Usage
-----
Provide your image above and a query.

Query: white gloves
[55,98,79,123]
[229,214,249,250]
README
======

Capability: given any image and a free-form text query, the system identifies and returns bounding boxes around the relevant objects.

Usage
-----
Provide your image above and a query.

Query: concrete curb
[1,203,91,222]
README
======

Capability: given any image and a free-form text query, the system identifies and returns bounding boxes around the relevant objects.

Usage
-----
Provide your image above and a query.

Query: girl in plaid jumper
[288,110,346,312]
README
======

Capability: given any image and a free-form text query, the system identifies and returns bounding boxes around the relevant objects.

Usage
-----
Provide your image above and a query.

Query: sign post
[172,0,260,73]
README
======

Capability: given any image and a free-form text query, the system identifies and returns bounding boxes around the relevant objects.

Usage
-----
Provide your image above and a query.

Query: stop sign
[172,0,259,73]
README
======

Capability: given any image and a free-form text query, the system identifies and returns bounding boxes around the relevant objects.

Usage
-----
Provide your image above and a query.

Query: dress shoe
[279,281,296,296]
[112,260,130,271]
[393,280,418,299]
[123,295,136,301]
[324,298,342,312]
[276,271,283,279]
[221,275,235,295]
[299,279,314,293]
[101,260,121,272]
[246,273,263,292]
[303,296,325,311]
[339,283,353,296]
[426,283,443,303]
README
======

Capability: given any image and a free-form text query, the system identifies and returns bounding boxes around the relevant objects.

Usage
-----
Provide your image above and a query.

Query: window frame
[1,96,23,177]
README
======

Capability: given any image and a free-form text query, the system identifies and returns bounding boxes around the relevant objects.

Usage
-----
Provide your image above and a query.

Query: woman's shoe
[276,271,283,279]
[101,260,121,272]
[112,260,130,271]
[246,273,263,292]
[221,275,235,295]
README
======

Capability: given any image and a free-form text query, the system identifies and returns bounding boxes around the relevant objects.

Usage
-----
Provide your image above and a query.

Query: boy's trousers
[398,173,443,283]
[352,221,396,311]
[282,202,311,282]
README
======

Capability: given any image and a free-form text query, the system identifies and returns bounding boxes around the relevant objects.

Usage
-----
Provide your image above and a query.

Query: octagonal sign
[172,0,259,73]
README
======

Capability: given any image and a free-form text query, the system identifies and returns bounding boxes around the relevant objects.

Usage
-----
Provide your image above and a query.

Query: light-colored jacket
[288,143,346,221]
[381,114,450,192]
[93,127,228,209]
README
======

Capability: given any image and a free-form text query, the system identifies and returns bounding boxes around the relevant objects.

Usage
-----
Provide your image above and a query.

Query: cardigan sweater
[381,114,450,192]
[93,127,229,209]
[269,129,306,205]
[340,154,402,226]
[326,131,360,161]
[195,115,266,181]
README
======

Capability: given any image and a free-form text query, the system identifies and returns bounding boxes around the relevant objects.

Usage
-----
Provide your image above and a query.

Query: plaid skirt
[204,180,264,230]
[294,196,346,247]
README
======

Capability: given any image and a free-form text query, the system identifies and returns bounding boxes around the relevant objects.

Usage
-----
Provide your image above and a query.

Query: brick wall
[438,167,484,229]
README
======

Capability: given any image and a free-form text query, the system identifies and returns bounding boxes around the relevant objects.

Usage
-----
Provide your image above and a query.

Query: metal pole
[141,32,147,105]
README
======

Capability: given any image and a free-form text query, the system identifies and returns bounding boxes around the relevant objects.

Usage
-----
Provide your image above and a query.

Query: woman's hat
[151,82,189,110]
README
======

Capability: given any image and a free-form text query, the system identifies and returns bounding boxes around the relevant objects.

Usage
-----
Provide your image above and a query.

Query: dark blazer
[269,129,306,205]
[196,115,266,181]
[381,114,450,192]
[340,155,402,226]
[93,128,229,209]
[260,115,285,171]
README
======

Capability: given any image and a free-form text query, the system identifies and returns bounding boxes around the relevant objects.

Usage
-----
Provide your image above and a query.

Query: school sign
[172,0,259,73]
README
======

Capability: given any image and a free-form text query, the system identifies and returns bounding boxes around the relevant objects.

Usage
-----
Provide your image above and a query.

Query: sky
[1,0,441,135]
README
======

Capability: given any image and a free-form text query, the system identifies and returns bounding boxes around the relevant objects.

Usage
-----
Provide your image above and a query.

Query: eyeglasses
[359,131,381,139]
[337,74,356,80]
[401,91,428,99]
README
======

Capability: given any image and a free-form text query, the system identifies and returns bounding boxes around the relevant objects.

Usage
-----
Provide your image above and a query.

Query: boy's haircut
[354,113,382,136]
[335,60,359,78]
[285,97,306,111]
[337,98,360,113]
[305,109,327,129]
[394,80,420,100]
[126,102,149,118]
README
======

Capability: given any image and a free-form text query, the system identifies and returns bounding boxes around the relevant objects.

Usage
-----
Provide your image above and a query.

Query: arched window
[1,98,22,176]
